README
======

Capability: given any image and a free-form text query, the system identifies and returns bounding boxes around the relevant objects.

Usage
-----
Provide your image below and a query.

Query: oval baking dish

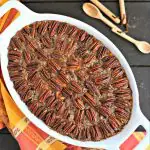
[0,1,149,150]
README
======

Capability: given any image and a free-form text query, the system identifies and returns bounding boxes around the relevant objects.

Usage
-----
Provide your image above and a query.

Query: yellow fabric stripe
[0,0,8,6]
[36,140,50,150]
[146,145,150,150]
[50,141,67,150]
[0,10,10,31]
[13,117,29,138]
[133,132,145,141]
[0,80,24,128]
[36,137,56,150]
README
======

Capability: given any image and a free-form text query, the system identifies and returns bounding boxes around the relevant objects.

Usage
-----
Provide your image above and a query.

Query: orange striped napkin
[0,1,149,150]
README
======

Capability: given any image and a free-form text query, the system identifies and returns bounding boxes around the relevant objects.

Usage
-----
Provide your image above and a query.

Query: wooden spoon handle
[112,28,138,44]
[119,0,127,25]
[100,16,122,32]
[99,15,137,45]
[90,0,120,24]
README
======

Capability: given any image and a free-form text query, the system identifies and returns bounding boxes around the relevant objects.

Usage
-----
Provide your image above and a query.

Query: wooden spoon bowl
[136,41,150,54]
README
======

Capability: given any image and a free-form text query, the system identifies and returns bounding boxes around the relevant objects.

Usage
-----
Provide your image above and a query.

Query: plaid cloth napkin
[0,1,149,150]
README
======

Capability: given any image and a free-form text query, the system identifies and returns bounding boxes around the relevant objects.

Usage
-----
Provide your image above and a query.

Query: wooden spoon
[90,0,120,24]
[83,3,150,54]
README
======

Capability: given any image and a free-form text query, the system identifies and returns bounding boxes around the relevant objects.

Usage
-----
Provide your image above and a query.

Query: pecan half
[86,108,97,122]
[28,101,39,114]
[83,92,96,107]
[85,80,100,96]
[50,21,60,37]
[112,78,128,88]
[108,115,121,130]
[39,109,48,120]
[23,50,31,64]
[115,107,130,121]
[75,110,84,124]
[41,22,49,35]
[57,103,65,115]
[9,71,23,81]
[80,30,88,41]
[97,46,110,59]
[55,121,66,132]
[8,49,22,58]
[35,106,45,117]
[22,89,33,102]
[74,98,85,110]
[57,23,68,36]
[62,87,72,97]
[63,122,76,135]
[88,64,103,74]
[51,77,66,88]
[69,81,82,93]
[99,106,112,117]
[112,67,124,79]
[41,36,51,48]
[57,71,69,84]
[39,90,52,103]
[40,68,51,80]
[46,112,56,126]
[26,62,39,71]
[99,120,114,137]
[94,74,110,86]
[30,23,36,38]
[11,38,22,50]
[115,99,132,109]
[35,48,47,60]
[85,127,91,140]
[103,56,120,69]
[46,95,56,106]
[28,71,37,81]
[83,53,95,64]
[48,59,61,72]
[49,79,62,91]
[71,126,79,138]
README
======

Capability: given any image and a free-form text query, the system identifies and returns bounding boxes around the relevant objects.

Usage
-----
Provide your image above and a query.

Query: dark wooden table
[0,0,150,149]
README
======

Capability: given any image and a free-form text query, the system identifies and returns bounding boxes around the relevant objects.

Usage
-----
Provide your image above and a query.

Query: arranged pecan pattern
[7,20,133,141]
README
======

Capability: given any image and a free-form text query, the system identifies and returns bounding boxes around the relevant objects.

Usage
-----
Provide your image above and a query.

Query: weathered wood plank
[0,1,149,150]
[22,0,150,2]
[24,2,150,66]
[0,134,20,150]
[132,67,150,120]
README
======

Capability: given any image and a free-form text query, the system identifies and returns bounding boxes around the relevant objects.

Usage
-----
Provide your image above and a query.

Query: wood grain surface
[0,1,150,149]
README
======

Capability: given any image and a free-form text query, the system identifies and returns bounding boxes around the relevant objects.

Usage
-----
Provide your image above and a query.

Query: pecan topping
[8,20,133,141]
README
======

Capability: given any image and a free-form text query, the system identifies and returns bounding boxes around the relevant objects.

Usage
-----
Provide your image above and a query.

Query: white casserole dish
[0,1,149,150]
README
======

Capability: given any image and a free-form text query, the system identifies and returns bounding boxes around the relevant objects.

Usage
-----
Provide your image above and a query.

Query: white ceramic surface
[0,1,149,150]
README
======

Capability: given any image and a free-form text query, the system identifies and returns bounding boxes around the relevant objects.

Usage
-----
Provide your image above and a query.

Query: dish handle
[0,0,35,47]
[133,110,150,150]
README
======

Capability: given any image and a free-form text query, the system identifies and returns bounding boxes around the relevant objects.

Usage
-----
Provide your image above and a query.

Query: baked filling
[8,20,132,141]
